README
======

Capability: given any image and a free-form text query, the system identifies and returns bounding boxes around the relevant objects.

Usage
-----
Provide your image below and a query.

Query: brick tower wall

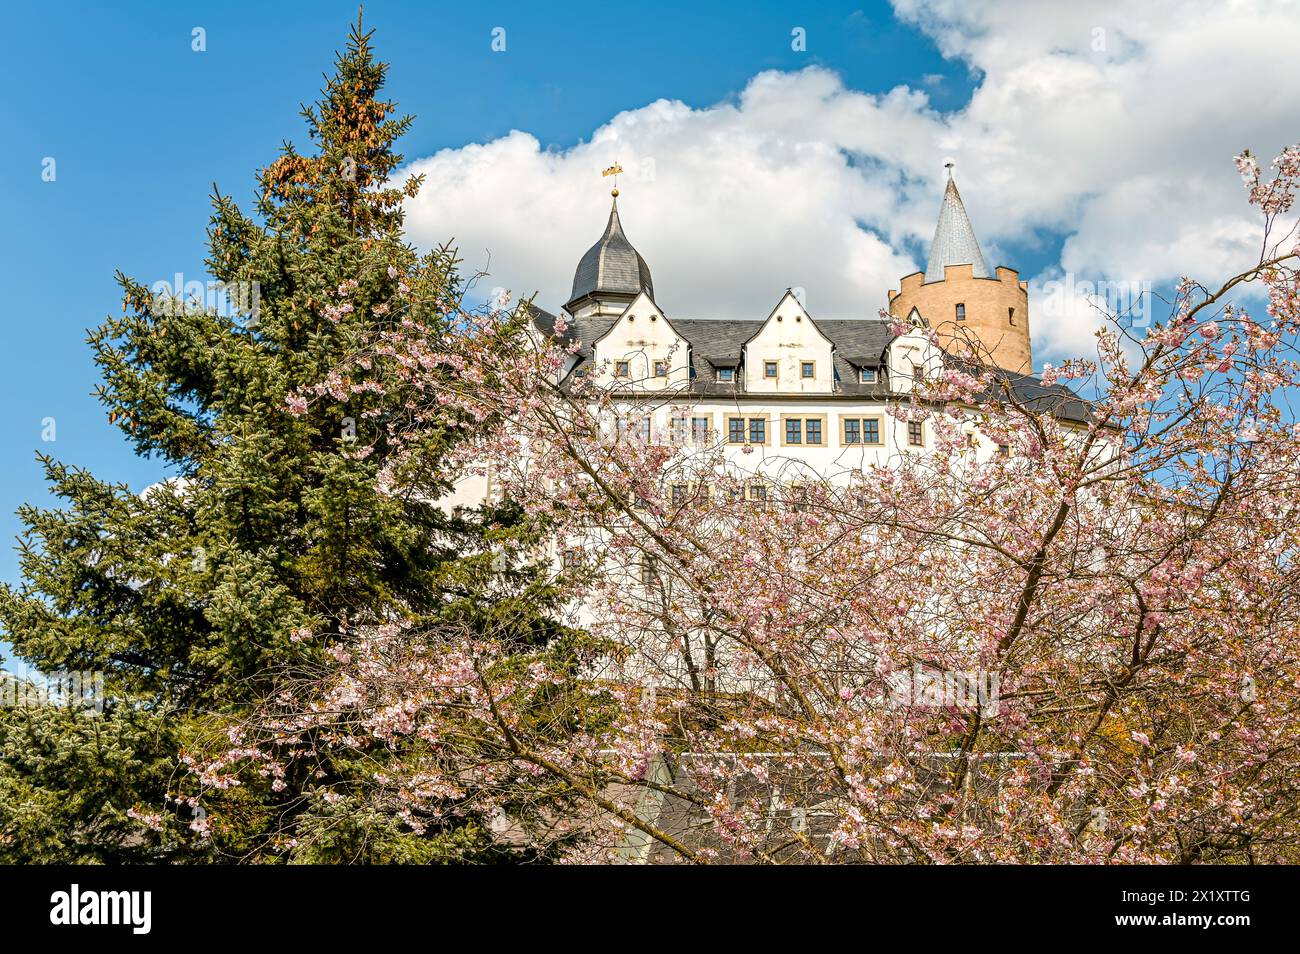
[888,264,1032,373]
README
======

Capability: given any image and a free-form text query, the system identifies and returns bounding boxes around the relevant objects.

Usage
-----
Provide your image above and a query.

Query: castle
[526,170,1086,480]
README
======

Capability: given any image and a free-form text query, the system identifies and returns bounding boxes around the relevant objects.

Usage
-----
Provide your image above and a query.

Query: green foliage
[0,17,558,863]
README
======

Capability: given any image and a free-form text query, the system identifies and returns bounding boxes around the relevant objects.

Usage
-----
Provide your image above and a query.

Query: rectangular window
[691,417,710,444]
[670,414,687,445]
[717,367,735,382]
[912,365,924,385]
[859,367,877,383]
[729,416,768,444]
[782,415,825,447]
[801,361,815,379]
[614,360,630,377]
[640,555,657,587]
[998,443,1010,457]
[764,361,778,379]
[908,421,924,447]
[748,483,768,505]
[561,548,581,570]
[844,417,883,445]
[671,483,688,506]
[635,418,651,444]
[1008,307,1016,325]
[653,359,668,377]
[956,303,966,321]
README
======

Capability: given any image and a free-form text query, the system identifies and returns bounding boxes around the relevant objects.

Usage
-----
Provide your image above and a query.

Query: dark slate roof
[534,311,1091,421]
[818,319,895,398]
[548,315,895,397]
[974,368,1093,423]
[568,199,654,306]
[526,303,560,338]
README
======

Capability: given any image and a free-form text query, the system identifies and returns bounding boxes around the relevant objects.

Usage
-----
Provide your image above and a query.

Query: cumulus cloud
[401,0,1300,366]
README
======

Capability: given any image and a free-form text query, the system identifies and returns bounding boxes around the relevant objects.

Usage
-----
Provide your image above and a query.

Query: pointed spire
[925,169,989,283]
[604,195,624,240]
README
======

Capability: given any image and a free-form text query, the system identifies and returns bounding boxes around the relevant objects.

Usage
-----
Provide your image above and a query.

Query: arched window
[955,303,966,321]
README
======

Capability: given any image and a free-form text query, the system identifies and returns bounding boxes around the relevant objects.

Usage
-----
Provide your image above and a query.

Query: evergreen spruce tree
[0,16,564,863]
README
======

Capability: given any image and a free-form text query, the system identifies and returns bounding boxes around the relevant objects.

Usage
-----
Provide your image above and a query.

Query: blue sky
[2,0,1298,600]
[0,1,978,591]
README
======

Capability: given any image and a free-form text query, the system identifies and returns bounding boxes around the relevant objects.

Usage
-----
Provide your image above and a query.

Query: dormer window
[653,360,668,378]
[956,303,966,321]
[614,360,630,378]
[801,361,815,379]
[717,367,735,382]
[859,367,877,384]
[764,361,778,379]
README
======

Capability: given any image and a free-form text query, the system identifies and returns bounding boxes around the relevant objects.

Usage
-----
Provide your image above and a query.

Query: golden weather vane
[602,162,624,197]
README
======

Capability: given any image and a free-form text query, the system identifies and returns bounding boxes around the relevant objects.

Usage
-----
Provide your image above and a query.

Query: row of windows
[610,359,884,385]
[762,360,818,380]
[725,415,924,448]
[617,413,990,452]
[614,359,670,378]
[748,363,882,384]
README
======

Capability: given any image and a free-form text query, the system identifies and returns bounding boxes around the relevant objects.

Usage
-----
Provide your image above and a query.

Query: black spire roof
[568,198,654,307]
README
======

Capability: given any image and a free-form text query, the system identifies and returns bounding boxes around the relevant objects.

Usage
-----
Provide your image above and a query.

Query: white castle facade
[514,174,1086,500]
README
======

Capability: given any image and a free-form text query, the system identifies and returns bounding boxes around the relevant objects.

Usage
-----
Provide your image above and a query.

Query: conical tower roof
[925,173,989,283]
[568,198,654,306]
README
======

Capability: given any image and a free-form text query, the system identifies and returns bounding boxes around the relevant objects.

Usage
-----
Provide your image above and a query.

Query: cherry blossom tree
[191,146,1300,864]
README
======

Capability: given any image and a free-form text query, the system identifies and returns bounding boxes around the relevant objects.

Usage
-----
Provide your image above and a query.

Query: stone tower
[888,171,1031,373]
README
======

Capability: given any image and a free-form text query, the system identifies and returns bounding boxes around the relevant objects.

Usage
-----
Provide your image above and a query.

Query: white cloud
[401,0,1300,366]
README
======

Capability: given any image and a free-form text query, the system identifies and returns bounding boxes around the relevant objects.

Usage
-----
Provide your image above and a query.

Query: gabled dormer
[591,289,689,390]
[885,307,944,393]
[742,290,835,394]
